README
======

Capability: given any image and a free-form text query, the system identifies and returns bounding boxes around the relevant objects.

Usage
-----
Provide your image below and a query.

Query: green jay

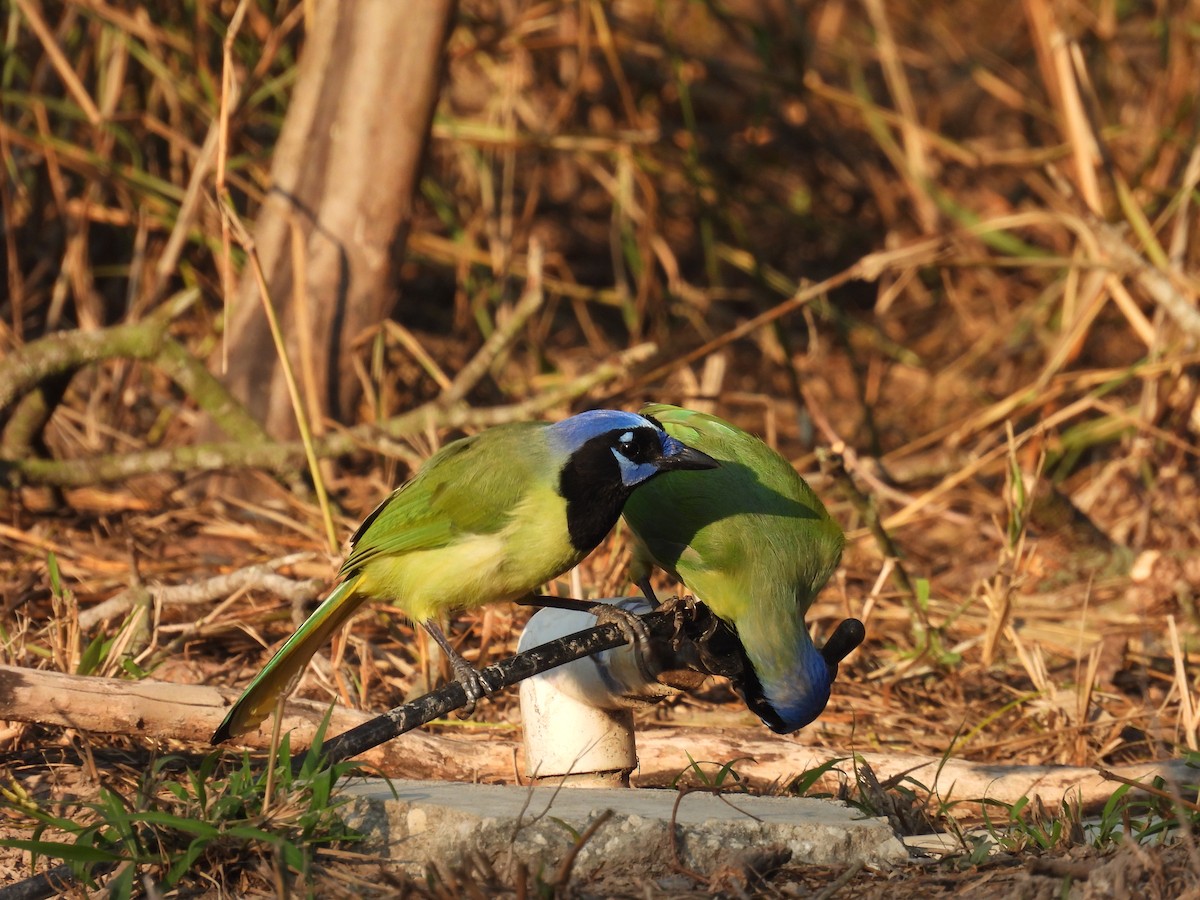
[622,404,858,734]
[212,409,718,743]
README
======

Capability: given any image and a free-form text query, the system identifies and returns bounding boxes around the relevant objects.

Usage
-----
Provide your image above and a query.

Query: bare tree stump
[220,0,457,436]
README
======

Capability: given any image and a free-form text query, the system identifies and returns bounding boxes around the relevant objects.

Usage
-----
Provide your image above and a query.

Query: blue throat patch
[762,648,833,733]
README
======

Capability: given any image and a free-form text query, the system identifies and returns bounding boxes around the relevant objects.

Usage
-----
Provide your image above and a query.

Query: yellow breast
[356,488,579,623]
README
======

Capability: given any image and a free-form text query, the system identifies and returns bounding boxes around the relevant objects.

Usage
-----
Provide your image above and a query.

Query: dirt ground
[3,0,1200,896]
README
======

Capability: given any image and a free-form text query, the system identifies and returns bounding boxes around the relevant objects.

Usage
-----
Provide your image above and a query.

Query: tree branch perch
[2,343,655,488]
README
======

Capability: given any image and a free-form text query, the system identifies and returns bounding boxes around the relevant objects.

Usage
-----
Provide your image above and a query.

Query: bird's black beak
[820,618,866,669]
[656,437,720,472]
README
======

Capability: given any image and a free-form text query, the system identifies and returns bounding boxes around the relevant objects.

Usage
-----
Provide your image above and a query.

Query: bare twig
[812,860,866,900]
[146,125,221,309]
[440,239,546,407]
[818,447,917,602]
[3,343,655,487]
[861,0,937,232]
[1168,146,1200,268]
[551,808,614,890]
[1092,219,1200,340]
[11,0,102,124]
[630,262,865,390]
[215,0,249,373]
[78,553,323,630]
[1095,767,1200,816]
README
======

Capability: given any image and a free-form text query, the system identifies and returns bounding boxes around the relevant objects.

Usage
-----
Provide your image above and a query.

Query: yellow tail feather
[211,573,366,743]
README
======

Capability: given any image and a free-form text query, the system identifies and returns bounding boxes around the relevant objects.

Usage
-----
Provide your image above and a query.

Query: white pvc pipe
[518,597,679,787]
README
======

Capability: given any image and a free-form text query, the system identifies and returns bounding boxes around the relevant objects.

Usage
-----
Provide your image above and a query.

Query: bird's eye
[614,429,654,464]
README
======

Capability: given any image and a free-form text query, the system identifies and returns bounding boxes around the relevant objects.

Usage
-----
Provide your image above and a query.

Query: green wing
[339,423,551,577]
[213,422,557,743]
[627,404,845,700]
[626,404,844,602]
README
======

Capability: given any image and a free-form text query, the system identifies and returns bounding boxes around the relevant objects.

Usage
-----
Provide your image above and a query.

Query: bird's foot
[422,620,496,719]
[448,655,497,719]
[655,595,743,679]
[587,602,652,651]
[658,593,712,650]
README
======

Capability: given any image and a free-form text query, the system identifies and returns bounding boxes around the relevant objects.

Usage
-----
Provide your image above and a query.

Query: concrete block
[340,778,908,879]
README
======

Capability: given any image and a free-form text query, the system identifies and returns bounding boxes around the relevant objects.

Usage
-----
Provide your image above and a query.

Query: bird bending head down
[621,403,849,735]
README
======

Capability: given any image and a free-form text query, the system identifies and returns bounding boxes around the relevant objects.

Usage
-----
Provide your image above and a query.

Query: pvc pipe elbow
[517,597,679,786]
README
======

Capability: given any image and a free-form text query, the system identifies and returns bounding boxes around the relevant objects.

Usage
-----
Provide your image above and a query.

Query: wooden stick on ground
[1,659,1190,812]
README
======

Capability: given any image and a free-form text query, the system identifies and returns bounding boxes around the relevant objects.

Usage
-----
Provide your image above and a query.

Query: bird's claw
[587,602,652,650]
[449,657,496,719]
[658,593,717,652]
[657,594,683,648]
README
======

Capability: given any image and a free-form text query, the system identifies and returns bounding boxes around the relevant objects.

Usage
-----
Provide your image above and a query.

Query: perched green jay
[212,409,717,743]
[622,404,856,734]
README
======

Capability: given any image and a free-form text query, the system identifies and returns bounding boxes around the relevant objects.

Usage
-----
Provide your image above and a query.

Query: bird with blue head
[212,408,718,743]
[621,404,863,734]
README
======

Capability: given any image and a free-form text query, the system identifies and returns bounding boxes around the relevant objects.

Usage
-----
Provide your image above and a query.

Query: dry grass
[2,0,1200,895]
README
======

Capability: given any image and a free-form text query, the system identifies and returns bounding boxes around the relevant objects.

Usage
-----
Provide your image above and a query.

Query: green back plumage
[340,423,556,577]
[622,404,844,687]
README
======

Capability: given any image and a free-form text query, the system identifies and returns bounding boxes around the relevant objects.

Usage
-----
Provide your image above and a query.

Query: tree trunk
[220,0,456,437]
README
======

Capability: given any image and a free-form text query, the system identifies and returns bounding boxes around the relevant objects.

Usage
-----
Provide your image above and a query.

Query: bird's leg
[520,579,663,613]
[636,576,661,607]
[421,621,494,718]
[655,595,744,678]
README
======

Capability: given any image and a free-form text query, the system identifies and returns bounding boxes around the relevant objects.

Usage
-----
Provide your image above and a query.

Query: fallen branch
[78,553,324,630]
[1,662,1189,813]
[0,663,459,778]
[2,343,656,488]
[0,292,264,447]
